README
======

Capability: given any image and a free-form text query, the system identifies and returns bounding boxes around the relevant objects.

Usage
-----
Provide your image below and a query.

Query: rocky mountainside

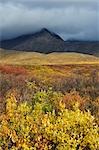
[0,28,99,55]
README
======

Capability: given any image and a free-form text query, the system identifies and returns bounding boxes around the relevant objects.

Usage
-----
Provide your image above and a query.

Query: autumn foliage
[0,64,99,149]
[0,65,28,75]
[0,90,99,150]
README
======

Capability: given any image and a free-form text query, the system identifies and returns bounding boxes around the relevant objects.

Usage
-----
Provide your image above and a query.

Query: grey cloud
[0,0,99,41]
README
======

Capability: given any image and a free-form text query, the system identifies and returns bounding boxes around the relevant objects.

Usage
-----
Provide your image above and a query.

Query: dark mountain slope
[0,28,65,53]
[64,41,99,55]
[0,28,99,55]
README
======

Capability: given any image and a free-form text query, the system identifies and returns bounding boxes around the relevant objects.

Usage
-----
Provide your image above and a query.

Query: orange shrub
[0,65,28,75]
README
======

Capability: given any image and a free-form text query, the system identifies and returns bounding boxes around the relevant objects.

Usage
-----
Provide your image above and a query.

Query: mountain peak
[40,28,50,33]
[38,28,63,41]
[1,28,99,55]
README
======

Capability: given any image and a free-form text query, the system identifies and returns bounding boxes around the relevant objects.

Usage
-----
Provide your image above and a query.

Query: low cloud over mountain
[0,0,99,41]
[1,28,99,55]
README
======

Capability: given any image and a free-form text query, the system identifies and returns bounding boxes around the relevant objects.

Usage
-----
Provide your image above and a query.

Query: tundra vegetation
[0,64,99,149]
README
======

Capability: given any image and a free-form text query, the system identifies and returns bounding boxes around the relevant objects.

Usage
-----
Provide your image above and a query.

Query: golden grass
[0,49,99,65]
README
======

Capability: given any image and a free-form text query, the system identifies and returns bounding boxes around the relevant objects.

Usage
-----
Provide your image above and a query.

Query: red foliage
[62,91,87,111]
[0,65,28,75]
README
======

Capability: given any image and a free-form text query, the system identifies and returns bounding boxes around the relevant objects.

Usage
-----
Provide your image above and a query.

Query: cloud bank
[0,0,99,41]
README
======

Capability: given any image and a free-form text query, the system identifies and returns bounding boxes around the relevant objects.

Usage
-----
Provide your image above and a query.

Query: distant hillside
[64,41,99,56]
[0,28,99,56]
[0,49,99,65]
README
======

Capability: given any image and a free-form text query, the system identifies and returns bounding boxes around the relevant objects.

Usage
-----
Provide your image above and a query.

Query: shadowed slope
[1,28,99,55]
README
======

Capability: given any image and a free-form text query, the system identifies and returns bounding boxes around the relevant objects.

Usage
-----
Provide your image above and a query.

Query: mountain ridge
[0,28,99,56]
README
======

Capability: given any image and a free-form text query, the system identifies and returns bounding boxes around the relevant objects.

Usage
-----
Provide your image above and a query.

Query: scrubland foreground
[0,64,99,150]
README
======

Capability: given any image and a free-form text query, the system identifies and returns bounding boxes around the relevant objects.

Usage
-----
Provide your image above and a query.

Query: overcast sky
[0,0,99,41]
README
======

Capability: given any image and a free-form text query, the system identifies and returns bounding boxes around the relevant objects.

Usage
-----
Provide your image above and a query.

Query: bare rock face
[0,28,99,55]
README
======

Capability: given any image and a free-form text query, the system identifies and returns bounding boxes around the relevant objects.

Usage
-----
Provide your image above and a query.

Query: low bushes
[0,90,98,150]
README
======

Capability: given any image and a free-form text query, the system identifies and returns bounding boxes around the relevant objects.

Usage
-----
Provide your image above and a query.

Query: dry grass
[0,49,99,65]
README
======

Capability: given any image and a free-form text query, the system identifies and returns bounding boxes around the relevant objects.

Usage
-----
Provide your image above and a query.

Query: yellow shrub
[0,91,98,150]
